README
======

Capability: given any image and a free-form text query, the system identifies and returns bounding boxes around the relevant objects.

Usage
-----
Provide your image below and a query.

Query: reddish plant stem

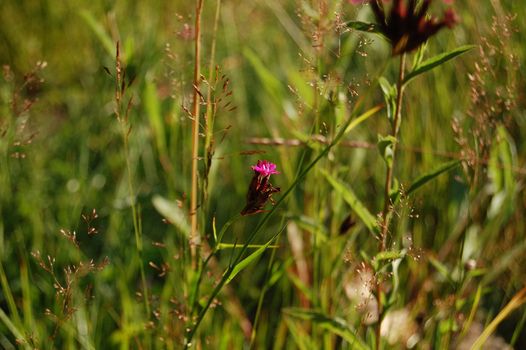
[190,0,204,269]
[376,53,406,350]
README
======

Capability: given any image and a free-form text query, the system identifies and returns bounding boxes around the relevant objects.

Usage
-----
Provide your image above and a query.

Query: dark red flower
[241,160,280,216]
[365,0,458,55]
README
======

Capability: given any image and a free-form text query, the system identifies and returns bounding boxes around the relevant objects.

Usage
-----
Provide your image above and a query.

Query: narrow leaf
[217,243,279,250]
[321,170,379,234]
[460,284,482,339]
[284,317,316,350]
[243,48,285,105]
[429,256,454,283]
[471,287,526,350]
[345,21,382,34]
[284,308,369,350]
[403,45,476,85]
[344,104,383,135]
[144,80,166,156]
[374,250,405,262]
[0,308,25,343]
[406,160,460,197]
[79,10,115,57]
[226,228,283,284]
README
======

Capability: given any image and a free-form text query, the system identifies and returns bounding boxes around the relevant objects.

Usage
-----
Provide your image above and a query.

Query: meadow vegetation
[1,0,525,349]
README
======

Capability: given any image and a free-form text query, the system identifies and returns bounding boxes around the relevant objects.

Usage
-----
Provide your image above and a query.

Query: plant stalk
[376,52,406,350]
[190,0,204,269]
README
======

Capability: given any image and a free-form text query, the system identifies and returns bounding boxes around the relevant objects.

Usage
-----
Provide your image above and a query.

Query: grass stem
[376,53,406,350]
[190,0,204,269]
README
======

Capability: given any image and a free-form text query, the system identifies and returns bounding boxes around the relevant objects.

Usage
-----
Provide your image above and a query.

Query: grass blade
[321,170,379,235]
[283,308,369,350]
[216,243,279,250]
[226,226,284,284]
[403,45,476,85]
[460,284,482,339]
[344,105,383,135]
[78,10,115,57]
[0,308,25,346]
[284,317,316,350]
[470,287,526,350]
[406,160,460,197]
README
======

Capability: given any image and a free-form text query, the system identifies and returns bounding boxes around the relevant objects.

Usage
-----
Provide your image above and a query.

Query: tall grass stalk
[376,52,406,350]
[190,0,204,269]
[203,0,222,202]
[114,42,150,319]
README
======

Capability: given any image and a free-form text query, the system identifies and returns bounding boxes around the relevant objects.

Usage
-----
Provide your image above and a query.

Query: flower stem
[190,0,204,269]
[376,52,406,350]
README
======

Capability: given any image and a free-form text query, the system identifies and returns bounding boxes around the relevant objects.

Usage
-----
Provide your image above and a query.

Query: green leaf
[216,243,279,250]
[345,21,382,34]
[321,170,379,234]
[460,284,482,339]
[284,317,316,350]
[378,77,396,122]
[429,256,454,283]
[284,308,369,350]
[79,10,115,57]
[226,228,283,284]
[0,306,25,343]
[373,250,405,274]
[144,79,166,156]
[344,104,383,135]
[378,77,396,97]
[287,271,314,302]
[405,160,460,197]
[374,250,405,262]
[411,42,428,70]
[377,134,397,167]
[244,48,285,106]
[403,45,476,85]
[488,126,517,219]
[471,287,526,350]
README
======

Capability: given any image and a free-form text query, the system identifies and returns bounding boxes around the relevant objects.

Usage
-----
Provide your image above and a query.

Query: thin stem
[114,42,150,319]
[190,0,204,269]
[204,0,222,163]
[189,213,242,317]
[376,53,406,350]
[249,216,286,348]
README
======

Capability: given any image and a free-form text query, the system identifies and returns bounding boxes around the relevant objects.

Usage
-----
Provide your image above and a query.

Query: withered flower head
[365,0,458,55]
[241,160,280,216]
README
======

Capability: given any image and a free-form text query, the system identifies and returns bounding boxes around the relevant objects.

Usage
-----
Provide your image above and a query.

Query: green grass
[1,0,526,349]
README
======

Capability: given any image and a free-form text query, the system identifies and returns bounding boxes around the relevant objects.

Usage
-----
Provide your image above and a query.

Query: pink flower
[241,160,280,215]
[251,160,280,176]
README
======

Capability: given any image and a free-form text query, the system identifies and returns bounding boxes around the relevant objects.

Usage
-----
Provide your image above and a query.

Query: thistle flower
[241,160,280,216]
[354,0,458,55]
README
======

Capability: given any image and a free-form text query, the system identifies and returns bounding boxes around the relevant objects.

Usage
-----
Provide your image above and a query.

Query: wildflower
[241,160,280,216]
[251,160,280,176]
[354,0,458,55]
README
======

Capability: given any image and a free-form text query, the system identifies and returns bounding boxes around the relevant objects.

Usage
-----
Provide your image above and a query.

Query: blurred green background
[1,0,525,349]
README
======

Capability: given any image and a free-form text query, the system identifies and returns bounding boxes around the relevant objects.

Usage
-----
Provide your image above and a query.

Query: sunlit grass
[0,1,525,349]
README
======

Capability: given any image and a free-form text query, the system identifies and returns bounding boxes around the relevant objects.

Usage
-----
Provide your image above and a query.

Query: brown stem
[376,53,406,350]
[190,0,204,268]
[203,0,222,204]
